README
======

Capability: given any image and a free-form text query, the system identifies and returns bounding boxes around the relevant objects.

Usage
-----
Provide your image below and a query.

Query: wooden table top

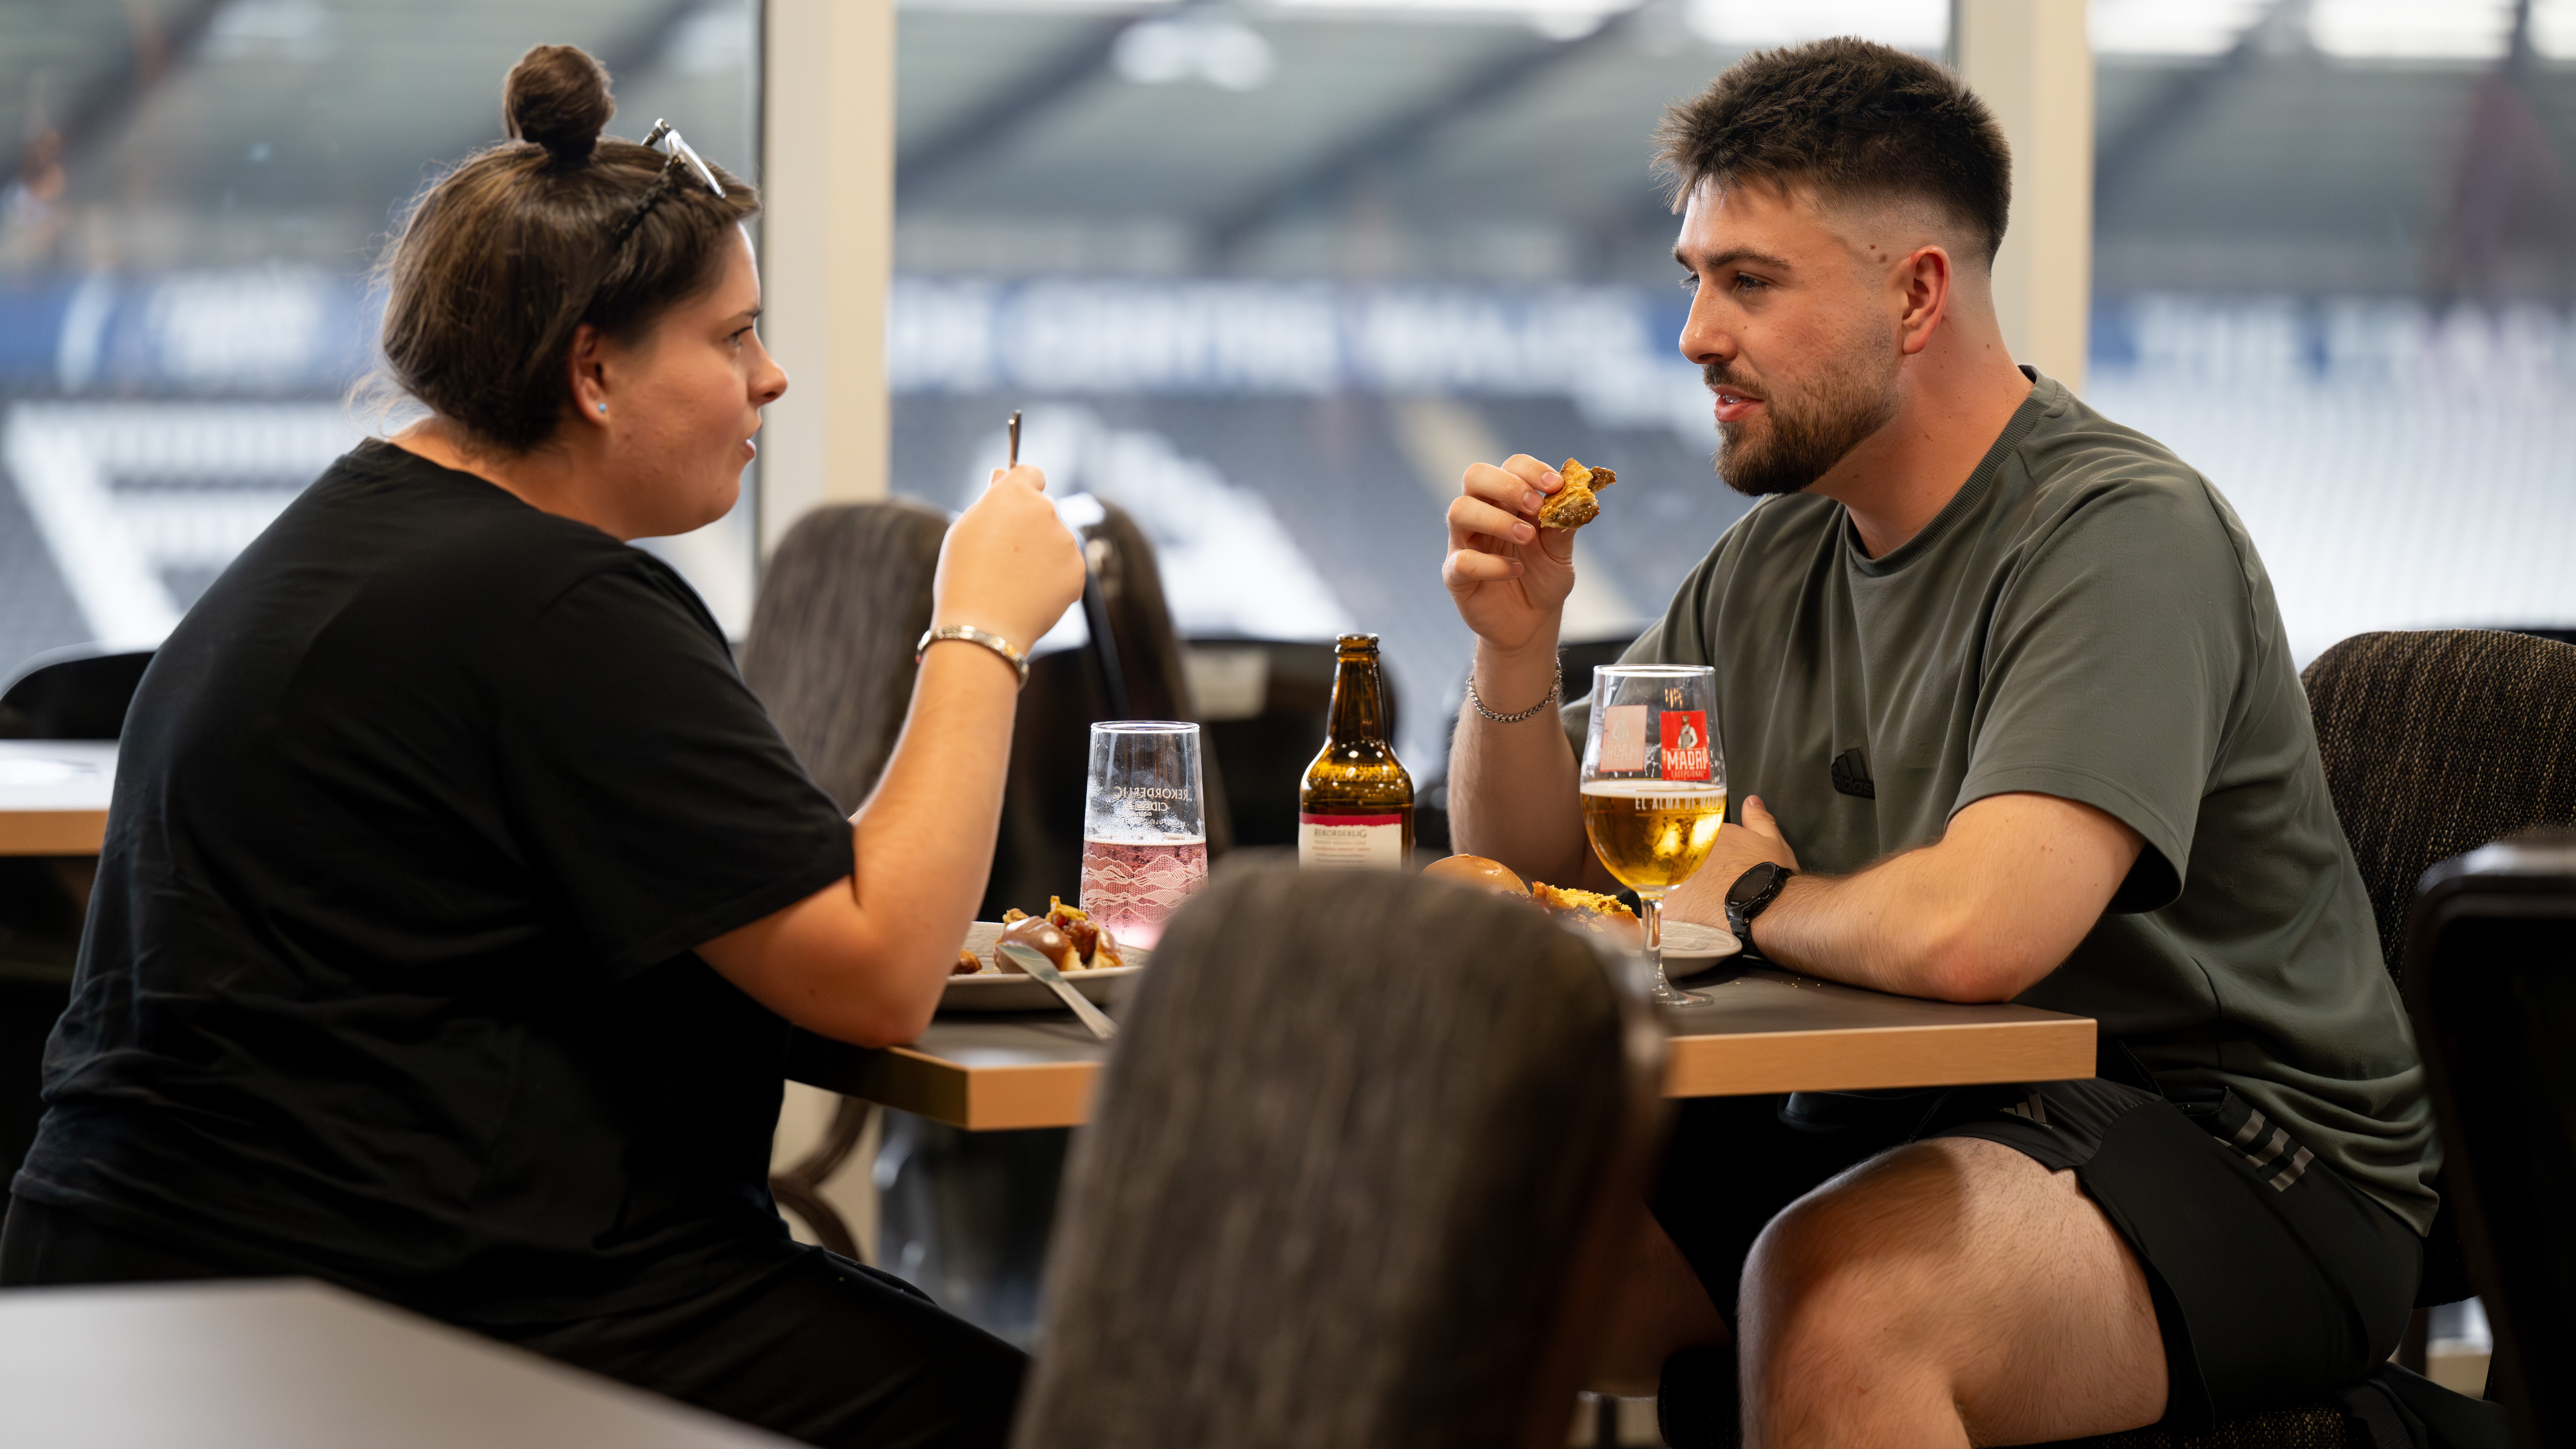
[0,1279,794,1447]
[788,967,2095,1130]
[0,739,115,856]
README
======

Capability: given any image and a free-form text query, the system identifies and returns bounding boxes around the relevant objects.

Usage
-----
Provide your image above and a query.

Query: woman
[0,44,1084,1449]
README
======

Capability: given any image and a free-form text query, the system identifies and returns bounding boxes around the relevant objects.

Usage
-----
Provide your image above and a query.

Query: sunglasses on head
[607,119,725,249]
[640,120,724,197]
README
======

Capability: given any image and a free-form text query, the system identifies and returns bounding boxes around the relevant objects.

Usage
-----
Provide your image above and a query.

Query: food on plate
[954,948,983,976]
[988,898,1126,975]
[1537,458,1616,531]
[1423,855,1643,943]
[1530,881,1643,941]
[995,915,1073,974]
[1423,853,1530,895]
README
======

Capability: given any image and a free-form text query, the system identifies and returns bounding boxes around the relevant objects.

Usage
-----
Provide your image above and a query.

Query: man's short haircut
[1656,38,2012,266]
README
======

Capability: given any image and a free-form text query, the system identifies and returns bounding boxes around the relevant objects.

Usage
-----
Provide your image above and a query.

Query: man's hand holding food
[1442,454,1575,659]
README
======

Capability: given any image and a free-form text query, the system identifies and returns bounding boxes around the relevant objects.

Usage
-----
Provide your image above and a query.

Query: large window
[0,0,762,672]
[888,0,2576,777]
[2088,0,2576,664]
[888,0,1952,769]
[9,0,2571,783]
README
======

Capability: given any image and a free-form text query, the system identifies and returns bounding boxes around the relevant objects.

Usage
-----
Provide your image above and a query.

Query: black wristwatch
[1725,861,1795,950]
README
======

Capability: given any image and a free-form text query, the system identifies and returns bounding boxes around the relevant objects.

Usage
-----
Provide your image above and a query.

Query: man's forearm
[1735,856,1980,999]
[1446,636,1593,883]
[1673,792,2142,1004]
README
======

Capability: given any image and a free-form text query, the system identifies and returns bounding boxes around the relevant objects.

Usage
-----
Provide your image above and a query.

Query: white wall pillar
[759,0,897,553]
[1952,0,2094,393]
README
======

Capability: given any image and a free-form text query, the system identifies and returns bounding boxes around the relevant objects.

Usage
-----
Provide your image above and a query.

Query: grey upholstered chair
[2060,629,2576,1448]
[2302,629,2576,991]
[1011,861,1668,1449]
[736,499,950,816]
[2303,628,2576,1352]
[737,499,952,1259]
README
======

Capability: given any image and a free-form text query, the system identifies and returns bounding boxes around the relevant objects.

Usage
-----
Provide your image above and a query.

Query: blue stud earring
[597,403,607,414]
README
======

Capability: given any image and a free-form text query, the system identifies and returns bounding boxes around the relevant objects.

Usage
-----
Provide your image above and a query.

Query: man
[1442,38,2434,1447]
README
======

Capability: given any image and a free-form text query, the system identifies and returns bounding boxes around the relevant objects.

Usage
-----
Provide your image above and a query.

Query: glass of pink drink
[1079,722,1210,948]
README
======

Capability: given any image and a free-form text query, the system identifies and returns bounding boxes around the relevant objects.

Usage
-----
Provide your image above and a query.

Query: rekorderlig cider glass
[1298,634,1413,870]
[1080,722,1209,947]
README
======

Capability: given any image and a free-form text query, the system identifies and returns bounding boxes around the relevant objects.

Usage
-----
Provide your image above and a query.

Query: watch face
[1729,862,1775,905]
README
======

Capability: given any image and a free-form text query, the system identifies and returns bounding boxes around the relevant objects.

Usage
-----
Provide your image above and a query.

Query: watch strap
[1726,862,1794,949]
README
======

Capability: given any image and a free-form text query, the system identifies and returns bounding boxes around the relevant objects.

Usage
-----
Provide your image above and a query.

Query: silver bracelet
[1467,659,1562,724]
[917,624,1029,688]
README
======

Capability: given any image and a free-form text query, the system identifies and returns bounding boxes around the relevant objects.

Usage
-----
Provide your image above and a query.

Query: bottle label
[1660,711,1711,780]
[1298,813,1406,870]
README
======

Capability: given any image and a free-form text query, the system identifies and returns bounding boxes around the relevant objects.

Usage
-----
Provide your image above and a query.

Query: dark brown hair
[1656,38,2011,266]
[374,44,761,452]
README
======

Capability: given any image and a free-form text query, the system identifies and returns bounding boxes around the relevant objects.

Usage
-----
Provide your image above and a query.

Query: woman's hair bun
[504,44,615,163]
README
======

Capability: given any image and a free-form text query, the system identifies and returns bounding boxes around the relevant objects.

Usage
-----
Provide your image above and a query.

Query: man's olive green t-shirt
[1575,370,2437,1231]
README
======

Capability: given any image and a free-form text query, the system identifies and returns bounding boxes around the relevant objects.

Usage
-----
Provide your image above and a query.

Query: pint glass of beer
[1080,722,1209,948]
[1580,665,1727,1006]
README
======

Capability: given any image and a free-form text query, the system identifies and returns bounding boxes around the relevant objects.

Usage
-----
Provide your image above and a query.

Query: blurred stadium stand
[6,0,2576,776]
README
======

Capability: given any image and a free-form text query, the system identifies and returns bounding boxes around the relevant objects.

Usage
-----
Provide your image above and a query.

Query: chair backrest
[1080,503,1196,724]
[983,500,1229,916]
[1012,863,1666,1449]
[2300,628,2576,984]
[2399,833,2576,1447]
[737,501,951,812]
[0,645,155,740]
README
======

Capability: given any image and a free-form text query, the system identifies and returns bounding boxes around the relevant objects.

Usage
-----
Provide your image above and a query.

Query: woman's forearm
[849,639,1023,965]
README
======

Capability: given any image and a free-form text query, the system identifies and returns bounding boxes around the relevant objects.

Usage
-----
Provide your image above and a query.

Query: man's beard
[1708,332,1903,499]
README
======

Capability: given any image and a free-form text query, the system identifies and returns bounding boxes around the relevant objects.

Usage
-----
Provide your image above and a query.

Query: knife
[997,942,1119,1042]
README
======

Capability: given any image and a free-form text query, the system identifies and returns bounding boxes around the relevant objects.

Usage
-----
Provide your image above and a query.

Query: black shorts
[0,1195,1025,1448]
[1650,1074,2422,1434]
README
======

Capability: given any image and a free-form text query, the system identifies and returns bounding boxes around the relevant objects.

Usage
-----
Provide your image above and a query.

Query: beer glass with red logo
[1580,665,1727,1006]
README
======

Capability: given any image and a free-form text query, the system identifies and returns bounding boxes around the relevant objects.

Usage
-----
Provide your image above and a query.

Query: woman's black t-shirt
[11,440,856,1325]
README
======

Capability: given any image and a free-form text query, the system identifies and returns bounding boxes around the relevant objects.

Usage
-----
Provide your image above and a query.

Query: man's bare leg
[1740,1138,2167,1447]
[1588,1215,1730,1398]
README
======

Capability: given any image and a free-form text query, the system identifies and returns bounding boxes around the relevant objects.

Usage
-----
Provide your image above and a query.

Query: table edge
[792,1012,2096,1130]
[0,809,108,856]
[1662,1015,2096,1096]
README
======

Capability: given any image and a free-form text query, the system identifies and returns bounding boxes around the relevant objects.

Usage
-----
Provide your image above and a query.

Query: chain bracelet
[1467,659,1563,725]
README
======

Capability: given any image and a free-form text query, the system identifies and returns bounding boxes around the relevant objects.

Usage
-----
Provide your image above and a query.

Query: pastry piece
[1042,897,1125,970]
[1423,854,1530,896]
[997,911,1076,974]
[1530,881,1643,943]
[995,900,1125,973]
[1536,458,1616,531]
[954,948,983,976]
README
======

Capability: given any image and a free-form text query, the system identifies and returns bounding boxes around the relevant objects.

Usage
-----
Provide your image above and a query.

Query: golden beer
[1581,780,1728,894]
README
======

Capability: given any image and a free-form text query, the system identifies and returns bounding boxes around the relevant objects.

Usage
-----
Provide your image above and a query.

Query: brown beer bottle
[1298,633,1414,870]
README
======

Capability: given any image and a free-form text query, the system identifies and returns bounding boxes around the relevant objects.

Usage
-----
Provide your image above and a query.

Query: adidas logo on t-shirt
[1830,746,1875,800]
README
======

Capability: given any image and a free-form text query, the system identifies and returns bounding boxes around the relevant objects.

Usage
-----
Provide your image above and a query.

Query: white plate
[941,920,1149,1014]
[1661,919,1743,970]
